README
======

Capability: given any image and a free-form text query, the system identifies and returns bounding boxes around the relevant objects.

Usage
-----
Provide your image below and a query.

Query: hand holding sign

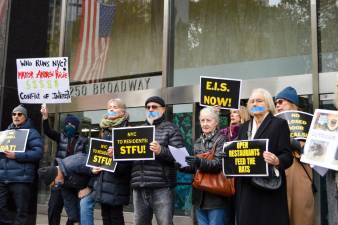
[4,151,16,159]
[107,146,113,158]
[40,104,48,119]
[150,141,161,155]
[263,151,280,166]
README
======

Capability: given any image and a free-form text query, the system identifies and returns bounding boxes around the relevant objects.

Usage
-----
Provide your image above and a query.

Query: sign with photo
[200,76,242,110]
[86,138,117,172]
[301,109,338,171]
[16,57,71,104]
[275,110,313,140]
[113,126,155,161]
[0,129,29,152]
[223,139,268,176]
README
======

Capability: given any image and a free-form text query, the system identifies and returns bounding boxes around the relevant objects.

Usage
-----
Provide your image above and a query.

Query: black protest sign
[86,138,117,172]
[113,126,155,161]
[200,76,241,110]
[0,129,29,152]
[275,110,313,140]
[223,139,268,176]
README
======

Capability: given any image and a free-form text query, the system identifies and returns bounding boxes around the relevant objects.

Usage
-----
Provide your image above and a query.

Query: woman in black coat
[236,88,293,225]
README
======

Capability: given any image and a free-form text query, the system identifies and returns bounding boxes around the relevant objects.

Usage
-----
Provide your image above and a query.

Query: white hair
[199,106,220,124]
[247,88,276,115]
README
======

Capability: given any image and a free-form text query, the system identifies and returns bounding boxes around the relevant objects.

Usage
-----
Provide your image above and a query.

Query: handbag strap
[209,136,224,157]
[298,158,317,193]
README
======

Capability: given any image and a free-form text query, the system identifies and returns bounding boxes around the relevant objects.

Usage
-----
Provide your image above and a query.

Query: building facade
[0,0,337,224]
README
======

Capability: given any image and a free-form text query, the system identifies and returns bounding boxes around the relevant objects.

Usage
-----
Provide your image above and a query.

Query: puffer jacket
[0,119,43,183]
[131,116,184,188]
[91,121,132,206]
[43,119,88,160]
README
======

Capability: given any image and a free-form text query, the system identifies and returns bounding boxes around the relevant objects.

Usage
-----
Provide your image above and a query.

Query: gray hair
[247,88,276,115]
[199,106,220,124]
[107,98,126,112]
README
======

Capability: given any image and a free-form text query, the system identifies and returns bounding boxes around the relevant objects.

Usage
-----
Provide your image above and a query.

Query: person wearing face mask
[131,96,184,225]
[181,107,233,225]
[41,105,88,225]
[235,88,293,225]
[275,86,315,225]
[0,105,43,225]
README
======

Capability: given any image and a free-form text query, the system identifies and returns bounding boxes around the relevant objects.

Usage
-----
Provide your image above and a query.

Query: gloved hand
[185,156,201,168]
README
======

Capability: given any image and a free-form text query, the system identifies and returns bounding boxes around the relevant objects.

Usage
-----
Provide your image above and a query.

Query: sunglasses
[146,105,161,110]
[12,112,23,117]
[275,99,285,105]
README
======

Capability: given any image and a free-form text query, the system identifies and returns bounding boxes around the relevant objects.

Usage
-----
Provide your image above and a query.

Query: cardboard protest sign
[113,126,155,161]
[0,129,29,152]
[301,109,338,171]
[223,139,268,176]
[16,57,71,104]
[200,76,242,110]
[86,138,117,172]
[275,110,313,140]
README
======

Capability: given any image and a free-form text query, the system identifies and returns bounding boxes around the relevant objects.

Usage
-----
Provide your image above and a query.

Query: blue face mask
[146,111,160,118]
[250,106,266,113]
[64,124,76,137]
[107,111,118,117]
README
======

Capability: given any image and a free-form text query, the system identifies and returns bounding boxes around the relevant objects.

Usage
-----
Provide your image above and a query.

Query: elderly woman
[183,107,233,225]
[235,88,293,225]
[220,106,250,141]
[80,98,131,225]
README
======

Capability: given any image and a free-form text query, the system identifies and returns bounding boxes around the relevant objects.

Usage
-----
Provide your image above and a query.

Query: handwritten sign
[301,109,338,171]
[113,126,155,161]
[0,129,29,152]
[275,110,313,140]
[223,139,268,176]
[200,76,242,110]
[86,138,117,172]
[16,57,71,104]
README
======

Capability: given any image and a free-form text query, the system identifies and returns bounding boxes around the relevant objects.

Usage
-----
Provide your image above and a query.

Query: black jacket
[183,131,230,209]
[131,116,184,188]
[43,119,88,160]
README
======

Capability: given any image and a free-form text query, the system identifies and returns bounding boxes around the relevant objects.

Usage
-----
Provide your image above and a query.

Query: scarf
[99,113,129,129]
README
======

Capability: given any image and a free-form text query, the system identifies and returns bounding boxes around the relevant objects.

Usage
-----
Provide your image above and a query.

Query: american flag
[72,0,115,82]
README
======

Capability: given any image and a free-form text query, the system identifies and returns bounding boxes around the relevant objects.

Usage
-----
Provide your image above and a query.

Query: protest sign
[0,129,29,152]
[223,139,268,176]
[275,110,313,140]
[16,57,71,104]
[301,109,338,171]
[113,126,155,161]
[200,76,241,110]
[86,138,117,172]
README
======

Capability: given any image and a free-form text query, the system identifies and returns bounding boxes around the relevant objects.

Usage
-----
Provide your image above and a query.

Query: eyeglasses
[275,99,285,105]
[12,113,23,117]
[146,105,161,110]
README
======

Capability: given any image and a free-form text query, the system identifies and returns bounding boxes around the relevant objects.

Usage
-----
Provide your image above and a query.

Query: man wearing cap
[275,87,315,225]
[41,105,88,225]
[131,96,184,225]
[0,105,43,225]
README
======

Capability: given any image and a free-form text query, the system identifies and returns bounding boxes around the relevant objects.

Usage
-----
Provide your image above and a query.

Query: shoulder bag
[192,138,235,197]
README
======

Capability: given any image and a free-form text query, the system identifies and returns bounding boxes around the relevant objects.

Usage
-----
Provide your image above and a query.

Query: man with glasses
[131,96,184,225]
[275,86,315,225]
[40,106,88,225]
[0,105,43,225]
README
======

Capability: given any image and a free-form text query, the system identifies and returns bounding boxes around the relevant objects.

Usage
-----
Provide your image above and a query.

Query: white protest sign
[16,57,71,104]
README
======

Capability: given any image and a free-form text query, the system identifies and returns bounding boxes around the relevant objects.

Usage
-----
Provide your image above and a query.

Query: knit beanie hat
[64,114,80,129]
[38,166,58,185]
[12,104,28,118]
[275,86,299,106]
[145,96,165,107]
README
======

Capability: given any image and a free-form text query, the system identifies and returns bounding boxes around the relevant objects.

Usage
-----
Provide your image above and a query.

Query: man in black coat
[131,96,184,225]
[0,105,43,225]
[41,105,88,225]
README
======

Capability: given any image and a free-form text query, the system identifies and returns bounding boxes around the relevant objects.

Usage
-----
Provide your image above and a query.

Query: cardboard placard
[0,129,29,152]
[16,57,71,104]
[301,109,338,171]
[275,110,313,140]
[86,138,117,172]
[113,126,155,161]
[223,139,268,176]
[200,76,242,110]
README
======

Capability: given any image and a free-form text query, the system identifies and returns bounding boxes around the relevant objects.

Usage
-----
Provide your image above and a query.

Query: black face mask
[64,124,76,137]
